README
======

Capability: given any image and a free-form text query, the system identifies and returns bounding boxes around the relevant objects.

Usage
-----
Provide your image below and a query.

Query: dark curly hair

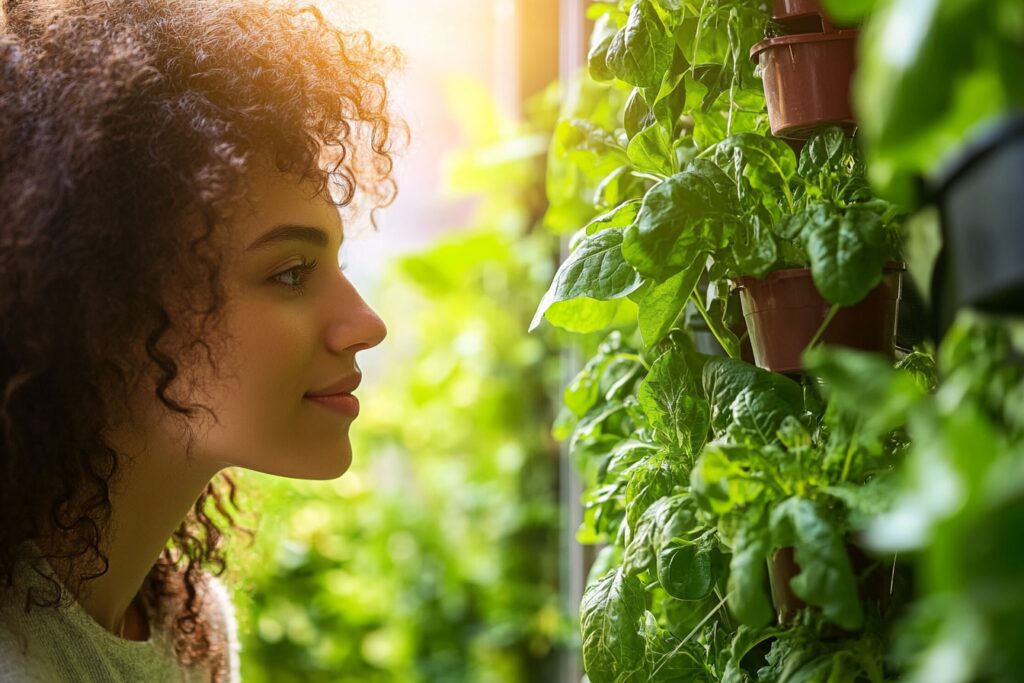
[0,0,403,672]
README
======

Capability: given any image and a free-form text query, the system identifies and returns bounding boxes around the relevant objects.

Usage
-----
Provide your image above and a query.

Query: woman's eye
[272,258,319,294]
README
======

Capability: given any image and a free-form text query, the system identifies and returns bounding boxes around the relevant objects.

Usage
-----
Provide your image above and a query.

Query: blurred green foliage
[220,78,578,682]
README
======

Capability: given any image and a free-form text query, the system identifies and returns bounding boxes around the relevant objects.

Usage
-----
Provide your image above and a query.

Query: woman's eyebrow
[246,223,342,252]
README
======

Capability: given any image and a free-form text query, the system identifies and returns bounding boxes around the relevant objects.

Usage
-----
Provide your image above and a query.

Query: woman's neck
[34,432,223,639]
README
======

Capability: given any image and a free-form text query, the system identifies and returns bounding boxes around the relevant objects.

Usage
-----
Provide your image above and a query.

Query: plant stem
[806,303,841,351]
[689,290,740,359]
[651,590,730,679]
[632,171,666,183]
[618,352,650,372]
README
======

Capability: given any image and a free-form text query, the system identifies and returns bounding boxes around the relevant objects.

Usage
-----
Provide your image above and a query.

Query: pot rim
[750,28,859,63]
[731,261,906,290]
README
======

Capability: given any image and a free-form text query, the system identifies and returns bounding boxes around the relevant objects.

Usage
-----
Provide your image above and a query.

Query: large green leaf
[728,508,773,627]
[657,538,714,601]
[638,349,711,455]
[711,132,797,218]
[606,0,675,87]
[802,204,889,306]
[701,358,804,444]
[770,497,864,630]
[588,14,619,82]
[581,567,649,682]
[627,122,676,176]
[624,494,700,575]
[622,171,734,282]
[631,262,701,347]
[531,229,644,331]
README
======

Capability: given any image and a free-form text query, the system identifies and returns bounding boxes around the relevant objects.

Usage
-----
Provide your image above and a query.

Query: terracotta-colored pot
[750,30,859,139]
[733,264,904,375]
[771,0,838,34]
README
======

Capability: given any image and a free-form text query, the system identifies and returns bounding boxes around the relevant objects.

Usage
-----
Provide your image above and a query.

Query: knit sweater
[0,542,241,682]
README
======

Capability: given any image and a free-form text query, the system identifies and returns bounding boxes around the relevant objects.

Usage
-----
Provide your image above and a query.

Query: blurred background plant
[217,76,583,683]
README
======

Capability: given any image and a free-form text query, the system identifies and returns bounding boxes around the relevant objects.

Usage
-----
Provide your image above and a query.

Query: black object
[930,114,1024,340]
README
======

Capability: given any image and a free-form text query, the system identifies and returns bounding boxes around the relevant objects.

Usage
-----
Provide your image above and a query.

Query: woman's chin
[238,442,354,481]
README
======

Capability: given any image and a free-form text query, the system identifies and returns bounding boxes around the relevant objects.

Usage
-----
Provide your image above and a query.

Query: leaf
[638,349,711,455]
[730,214,779,278]
[627,122,676,176]
[622,171,734,282]
[701,358,804,444]
[606,0,675,87]
[581,567,648,682]
[802,204,890,306]
[691,443,766,516]
[722,626,783,683]
[770,497,863,630]
[658,539,714,600]
[631,262,702,347]
[587,14,619,82]
[624,494,699,575]
[585,200,643,235]
[641,612,710,681]
[711,133,798,218]
[624,456,686,529]
[805,346,929,439]
[727,508,773,627]
[531,229,644,331]
[624,87,656,139]
[594,165,650,210]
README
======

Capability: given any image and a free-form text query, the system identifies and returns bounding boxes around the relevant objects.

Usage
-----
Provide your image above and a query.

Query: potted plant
[736,264,903,375]
[750,27,859,139]
[620,126,904,374]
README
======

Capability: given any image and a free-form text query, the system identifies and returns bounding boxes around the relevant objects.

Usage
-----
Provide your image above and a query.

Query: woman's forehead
[226,157,343,248]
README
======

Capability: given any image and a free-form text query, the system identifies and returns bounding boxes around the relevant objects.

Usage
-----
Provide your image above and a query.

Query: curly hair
[0,0,403,672]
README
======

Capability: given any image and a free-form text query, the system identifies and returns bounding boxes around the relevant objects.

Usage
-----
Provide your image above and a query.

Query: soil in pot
[734,265,904,375]
[750,30,858,139]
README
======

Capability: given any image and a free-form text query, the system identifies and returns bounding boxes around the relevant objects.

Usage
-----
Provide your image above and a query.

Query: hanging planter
[750,29,859,139]
[929,115,1024,340]
[734,264,904,375]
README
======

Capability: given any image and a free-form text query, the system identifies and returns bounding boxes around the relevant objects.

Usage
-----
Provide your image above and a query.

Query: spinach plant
[530,2,930,681]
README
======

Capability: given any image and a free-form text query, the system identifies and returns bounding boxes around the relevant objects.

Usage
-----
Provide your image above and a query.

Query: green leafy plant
[528,2,944,682]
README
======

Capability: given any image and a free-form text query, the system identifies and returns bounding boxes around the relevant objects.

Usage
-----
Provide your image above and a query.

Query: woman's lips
[304,392,359,418]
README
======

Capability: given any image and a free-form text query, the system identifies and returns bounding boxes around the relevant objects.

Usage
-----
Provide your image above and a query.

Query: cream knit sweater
[0,542,241,682]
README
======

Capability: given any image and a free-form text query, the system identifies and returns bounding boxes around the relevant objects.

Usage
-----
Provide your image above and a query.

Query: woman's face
[126,157,388,481]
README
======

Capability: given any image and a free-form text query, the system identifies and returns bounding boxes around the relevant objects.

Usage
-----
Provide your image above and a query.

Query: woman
[0,0,400,680]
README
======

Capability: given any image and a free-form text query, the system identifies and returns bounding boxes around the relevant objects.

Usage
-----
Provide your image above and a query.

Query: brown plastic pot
[771,0,839,34]
[768,543,912,628]
[733,264,904,375]
[750,30,859,139]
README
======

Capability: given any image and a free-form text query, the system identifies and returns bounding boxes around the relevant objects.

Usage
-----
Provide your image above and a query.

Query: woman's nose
[324,275,387,354]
